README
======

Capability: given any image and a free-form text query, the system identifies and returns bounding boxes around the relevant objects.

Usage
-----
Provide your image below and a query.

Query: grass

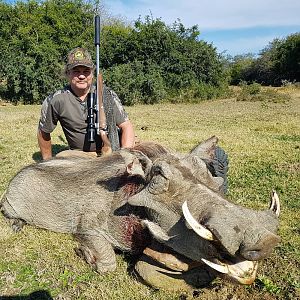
[236,82,293,104]
[0,87,299,299]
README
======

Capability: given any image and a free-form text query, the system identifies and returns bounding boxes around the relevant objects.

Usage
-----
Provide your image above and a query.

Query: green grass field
[0,87,299,300]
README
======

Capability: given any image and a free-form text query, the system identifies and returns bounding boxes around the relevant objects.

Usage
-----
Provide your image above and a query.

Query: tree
[228,54,256,85]
[229,32,300,86]
[0,2,229,104]
[272,33,300,84]
[104,17,229,104]
[0,0,94,103]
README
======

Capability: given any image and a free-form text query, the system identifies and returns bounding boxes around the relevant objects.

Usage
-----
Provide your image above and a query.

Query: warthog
[0,137,280,291]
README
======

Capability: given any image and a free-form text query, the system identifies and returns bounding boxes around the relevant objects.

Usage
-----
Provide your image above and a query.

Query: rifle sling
[97,74,112,155]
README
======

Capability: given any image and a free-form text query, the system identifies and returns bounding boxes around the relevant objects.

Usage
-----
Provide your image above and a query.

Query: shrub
[237,82,291,103]
[229,32,300,86]
[0,2,229,104]
[0,0,94,104]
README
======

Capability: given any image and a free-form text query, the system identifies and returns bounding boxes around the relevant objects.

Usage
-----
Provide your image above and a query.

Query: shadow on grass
[32,135,68,162]
[0,290,53,299]
[32,144,69,162]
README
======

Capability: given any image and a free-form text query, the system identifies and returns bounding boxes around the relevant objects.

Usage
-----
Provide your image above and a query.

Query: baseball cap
[66,47,94,70]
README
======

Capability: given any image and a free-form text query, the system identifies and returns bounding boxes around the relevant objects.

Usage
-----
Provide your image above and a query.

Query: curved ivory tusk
[182,201,214,241]
[201,258,229,274]
[230,262,258,285]
[269,190,280,217]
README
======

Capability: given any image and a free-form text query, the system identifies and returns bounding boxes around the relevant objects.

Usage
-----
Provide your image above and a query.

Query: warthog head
[127,139,280,284]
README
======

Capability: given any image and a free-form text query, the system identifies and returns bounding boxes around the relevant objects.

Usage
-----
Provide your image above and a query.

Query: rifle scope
[87,92,96,142]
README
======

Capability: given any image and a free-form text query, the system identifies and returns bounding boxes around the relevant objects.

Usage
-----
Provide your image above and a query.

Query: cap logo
[74,50,85,60]
[66,47,94,70]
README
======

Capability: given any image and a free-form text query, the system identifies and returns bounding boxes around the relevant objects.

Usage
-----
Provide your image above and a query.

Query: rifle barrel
[95,15,100,76]
[95,15,100,46]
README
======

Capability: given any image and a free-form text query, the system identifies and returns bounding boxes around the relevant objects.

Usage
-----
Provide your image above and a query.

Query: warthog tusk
[202,258,258,285]
[182,201,214,241]
[201,258,229,274]
[230,262,258,285]
[269,190,280,217]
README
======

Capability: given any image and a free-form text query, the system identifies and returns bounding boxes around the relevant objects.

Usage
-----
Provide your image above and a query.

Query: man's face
[67,66,93,93]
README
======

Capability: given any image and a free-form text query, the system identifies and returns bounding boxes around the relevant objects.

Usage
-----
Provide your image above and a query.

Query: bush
[104,17,229,104]
[229,32,300,86]
[237,82,291,103]
[0,0,94,104]
[104,60,167,105]
[0,2,229,104]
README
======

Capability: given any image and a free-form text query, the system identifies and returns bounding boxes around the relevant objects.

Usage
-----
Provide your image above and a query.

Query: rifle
[87,14,112,156]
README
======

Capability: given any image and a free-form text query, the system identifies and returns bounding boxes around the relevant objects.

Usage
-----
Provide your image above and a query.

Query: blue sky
[106,0,300,56]
[4,0,300,56]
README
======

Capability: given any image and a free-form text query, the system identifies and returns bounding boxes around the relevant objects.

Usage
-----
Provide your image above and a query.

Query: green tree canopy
[102,17,229,104]
[228,32,300,86]
[0,0,229,104]
[0,0,94,103]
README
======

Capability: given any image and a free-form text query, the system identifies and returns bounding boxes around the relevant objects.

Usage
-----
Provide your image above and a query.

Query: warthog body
[1,149,154,273]
[0,137,280,291]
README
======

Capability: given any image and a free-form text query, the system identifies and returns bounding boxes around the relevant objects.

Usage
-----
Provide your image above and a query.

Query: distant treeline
[0,0,299,105]
[229,33,300,86]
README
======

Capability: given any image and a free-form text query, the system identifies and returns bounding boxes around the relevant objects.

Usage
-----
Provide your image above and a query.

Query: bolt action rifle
[87,14,112,155]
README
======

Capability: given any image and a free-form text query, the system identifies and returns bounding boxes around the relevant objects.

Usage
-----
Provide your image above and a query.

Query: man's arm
[118,120,135,148]
[37,129,52,160]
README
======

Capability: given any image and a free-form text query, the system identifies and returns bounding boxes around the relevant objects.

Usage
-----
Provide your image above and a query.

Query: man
[37,47,135,160]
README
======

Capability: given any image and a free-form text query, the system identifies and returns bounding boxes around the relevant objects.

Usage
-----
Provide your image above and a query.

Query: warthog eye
[148,173,170,195]
[151,164,165,177]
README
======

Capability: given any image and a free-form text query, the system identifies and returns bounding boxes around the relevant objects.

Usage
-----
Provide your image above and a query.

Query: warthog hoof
[75,245,116,273]
[9,218,25,232]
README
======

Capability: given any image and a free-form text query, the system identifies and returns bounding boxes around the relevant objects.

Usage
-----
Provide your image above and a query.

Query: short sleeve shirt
[38,86,128,151]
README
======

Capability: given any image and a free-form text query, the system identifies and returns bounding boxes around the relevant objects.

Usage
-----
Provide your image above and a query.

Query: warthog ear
[181,155,225,192]
[189,136,218,160]
[188,136,229,194]
[120,149,153,178]
[126,157,145,177]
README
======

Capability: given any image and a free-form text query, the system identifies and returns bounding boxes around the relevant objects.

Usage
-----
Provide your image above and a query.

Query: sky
[4,0,300,56]
[105,0,300,56]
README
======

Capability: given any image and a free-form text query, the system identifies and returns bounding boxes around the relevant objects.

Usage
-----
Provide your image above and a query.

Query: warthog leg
[134,241,216,291]
[135,254,216,291]
[0,195,26,232]
[8,218,26,232]
[75,233,117,273]
[143,244,203,272]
